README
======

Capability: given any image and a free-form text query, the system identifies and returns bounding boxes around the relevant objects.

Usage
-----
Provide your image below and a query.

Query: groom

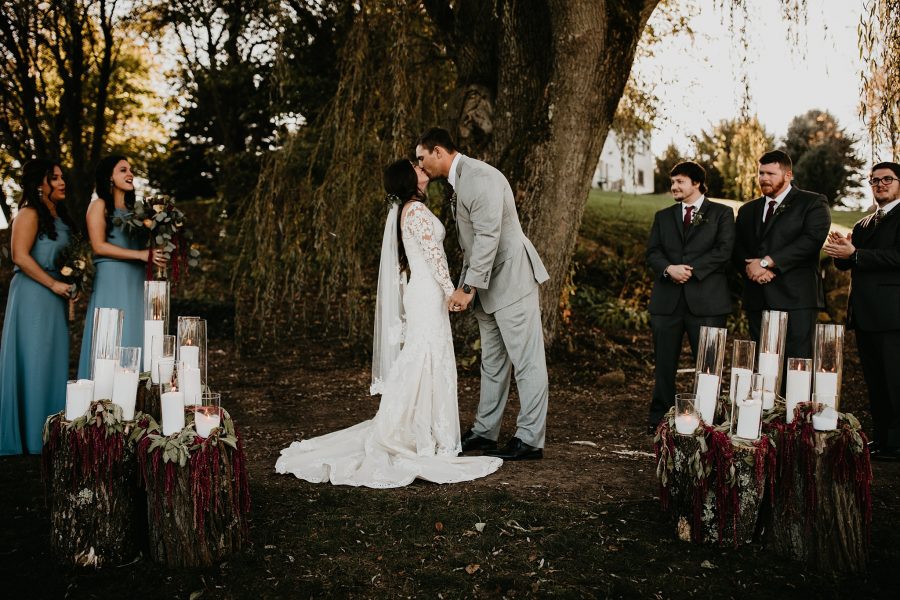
[416,128,550,461]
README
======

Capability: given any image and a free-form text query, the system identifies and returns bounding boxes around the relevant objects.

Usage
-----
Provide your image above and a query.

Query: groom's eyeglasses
[869,176,897,187]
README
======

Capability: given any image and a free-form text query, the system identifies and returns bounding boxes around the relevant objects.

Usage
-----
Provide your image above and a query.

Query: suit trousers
[856,330,900,447]
[649,294,727,425]
[747,307,817,361]
[472,287,549,448]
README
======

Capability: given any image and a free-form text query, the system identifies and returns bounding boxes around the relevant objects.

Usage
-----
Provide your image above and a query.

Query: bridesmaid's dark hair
[18,159,74,240]
[383,159,425,275]
[95,154,136,234]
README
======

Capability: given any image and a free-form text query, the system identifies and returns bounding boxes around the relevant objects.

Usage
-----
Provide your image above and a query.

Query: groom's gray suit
[453,155,550,448]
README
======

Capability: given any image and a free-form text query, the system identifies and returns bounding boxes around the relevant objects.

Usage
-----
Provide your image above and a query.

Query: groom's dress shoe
[485,437,543,461]
[461,429,497,452]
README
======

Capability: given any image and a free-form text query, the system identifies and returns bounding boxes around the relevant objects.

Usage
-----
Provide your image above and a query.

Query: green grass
[585,189,867,230]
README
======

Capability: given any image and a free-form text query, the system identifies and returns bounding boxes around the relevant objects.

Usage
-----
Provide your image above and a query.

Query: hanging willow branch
[859,0,900,159]
[232,1,454,348]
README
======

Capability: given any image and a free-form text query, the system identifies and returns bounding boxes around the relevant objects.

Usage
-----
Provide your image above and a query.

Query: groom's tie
[450,191,458,220]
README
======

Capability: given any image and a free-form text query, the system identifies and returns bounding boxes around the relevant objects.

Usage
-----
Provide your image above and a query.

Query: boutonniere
[690,209,707,227]
[772,202,790,218]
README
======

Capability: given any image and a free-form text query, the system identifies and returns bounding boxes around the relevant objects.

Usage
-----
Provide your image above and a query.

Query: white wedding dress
[275,201,502,487]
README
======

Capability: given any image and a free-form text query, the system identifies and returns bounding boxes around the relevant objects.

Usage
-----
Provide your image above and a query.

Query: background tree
[860,0,900,159]
[0,0,154,213]
[654,143,682,194]
[782,109,865,205]
[689,117,773,201]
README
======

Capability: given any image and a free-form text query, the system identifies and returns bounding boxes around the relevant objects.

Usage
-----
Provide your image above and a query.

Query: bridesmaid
[0,160,75,455]
[77,155,165,378]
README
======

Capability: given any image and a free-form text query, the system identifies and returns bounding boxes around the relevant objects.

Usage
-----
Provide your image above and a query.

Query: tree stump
[764,405,872,574]
[654,409,774,546]
[135,409,251,568]
[41,401,145,567]
[135,377,160,423]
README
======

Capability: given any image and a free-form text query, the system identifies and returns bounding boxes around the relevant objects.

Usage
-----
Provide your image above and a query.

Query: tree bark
[426,0,660,342]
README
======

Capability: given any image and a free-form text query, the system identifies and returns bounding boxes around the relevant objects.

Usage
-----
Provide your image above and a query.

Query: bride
[275,159,502,487]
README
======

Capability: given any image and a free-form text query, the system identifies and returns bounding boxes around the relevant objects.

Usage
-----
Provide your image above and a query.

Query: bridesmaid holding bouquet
[77,155,166,378]
[0,160,75,455]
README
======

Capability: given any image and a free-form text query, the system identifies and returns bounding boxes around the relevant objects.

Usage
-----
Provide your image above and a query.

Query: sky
[638,0,870,161]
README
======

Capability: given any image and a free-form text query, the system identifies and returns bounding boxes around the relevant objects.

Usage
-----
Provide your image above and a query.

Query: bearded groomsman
[734,150,831,360]
[646,161,735,431]
[826,162,900,460]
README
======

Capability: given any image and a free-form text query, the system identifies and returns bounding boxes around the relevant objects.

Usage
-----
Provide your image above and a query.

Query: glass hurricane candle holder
[90,307,124,401]
[813,323,843,411]
[111,346,141,420]
[151,334,176,385]
[693,326,727,424]
[194,391,222,438]
[177,316,207,401]
[673,393,700,435]
[731,373,764,441]
[758,310,788,410]
[785,357,812,424]
[143,281,170,372]
[730,339,756,406]
[160,378,185,437]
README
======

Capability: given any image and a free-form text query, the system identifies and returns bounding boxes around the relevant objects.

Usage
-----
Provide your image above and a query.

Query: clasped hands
[745,256,776,284]
[664,264,693,284]
[823,231,855,260]
[448,287,475,312]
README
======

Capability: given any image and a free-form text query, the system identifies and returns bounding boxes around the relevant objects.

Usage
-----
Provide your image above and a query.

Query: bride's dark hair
[383,159,424,274]
[95,154,136,235]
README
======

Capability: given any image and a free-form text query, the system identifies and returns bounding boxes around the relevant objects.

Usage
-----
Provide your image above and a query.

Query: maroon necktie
[764,200,777,223]
[683,205,694,232]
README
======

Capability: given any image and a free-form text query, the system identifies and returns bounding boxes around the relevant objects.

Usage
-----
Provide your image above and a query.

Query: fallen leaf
[465,563,481,575]
[435,522,444,532]
[700,560,715,569]
[474,522,486,532]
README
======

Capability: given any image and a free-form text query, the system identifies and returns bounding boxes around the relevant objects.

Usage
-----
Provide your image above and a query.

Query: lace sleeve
[402,202,455,297]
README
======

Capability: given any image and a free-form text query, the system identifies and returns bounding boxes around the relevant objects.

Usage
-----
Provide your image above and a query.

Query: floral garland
[41,401,135,492]
[132,409,250,535]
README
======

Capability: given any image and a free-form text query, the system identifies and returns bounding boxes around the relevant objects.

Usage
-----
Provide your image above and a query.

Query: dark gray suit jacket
[646,199,735,316]
[733,186,831,311]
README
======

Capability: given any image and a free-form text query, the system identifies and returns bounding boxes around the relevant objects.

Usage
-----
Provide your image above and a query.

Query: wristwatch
[463,284,473,294]
[759,258,771,269]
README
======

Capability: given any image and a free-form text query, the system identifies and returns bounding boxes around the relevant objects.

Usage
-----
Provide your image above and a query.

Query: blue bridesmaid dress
[0,218,71,455]
[77,208,146,378]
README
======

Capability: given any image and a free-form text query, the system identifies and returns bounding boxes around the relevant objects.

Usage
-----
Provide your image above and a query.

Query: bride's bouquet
[113,195,200,282]
[55,236,93,321]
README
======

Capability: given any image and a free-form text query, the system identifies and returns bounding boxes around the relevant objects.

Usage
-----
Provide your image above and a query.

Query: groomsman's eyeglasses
[869,176,897,186]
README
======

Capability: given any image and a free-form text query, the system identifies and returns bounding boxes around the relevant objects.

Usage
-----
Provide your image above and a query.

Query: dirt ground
[1,310,899,598]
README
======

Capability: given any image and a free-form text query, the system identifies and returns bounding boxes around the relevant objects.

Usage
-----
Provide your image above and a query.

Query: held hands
[823,231,855,260]
[448,287,475,312]
[665,264,693,284]
[144,248,169,267]
[745,258,776,284]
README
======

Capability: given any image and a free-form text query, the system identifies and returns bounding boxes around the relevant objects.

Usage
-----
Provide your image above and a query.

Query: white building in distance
[592,130,655,194]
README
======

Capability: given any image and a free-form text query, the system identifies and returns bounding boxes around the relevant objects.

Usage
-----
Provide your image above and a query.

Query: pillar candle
[161,390,185,436]
[65,380,94,421]
[785,369,812,424]
[181,363,202,406]
[92,358,116,401]
[180,345,200,369]
[154,357,175,385]
[674,413,699,435]
[695,373,719,424]
[195,407,221,438]
[111,367,139,420]
[143,320,164,372]
[730,368,752,402]
[735,398,762,439]
[815,371,839,398]
[812,406,839,431]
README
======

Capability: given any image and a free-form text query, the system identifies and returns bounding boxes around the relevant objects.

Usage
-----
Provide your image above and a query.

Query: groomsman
[733,150,831,360]
[826,162,900,460]
[646,161,735,430]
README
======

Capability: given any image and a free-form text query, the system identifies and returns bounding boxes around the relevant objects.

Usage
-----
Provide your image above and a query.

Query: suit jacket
[453,155,549,314]
[733,186,831,311]
[646,199,735,316]
[834,207,900,331]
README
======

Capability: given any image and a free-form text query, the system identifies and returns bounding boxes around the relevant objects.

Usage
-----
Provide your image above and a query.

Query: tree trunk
[429,0,660,342]
[42,412,145,567]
